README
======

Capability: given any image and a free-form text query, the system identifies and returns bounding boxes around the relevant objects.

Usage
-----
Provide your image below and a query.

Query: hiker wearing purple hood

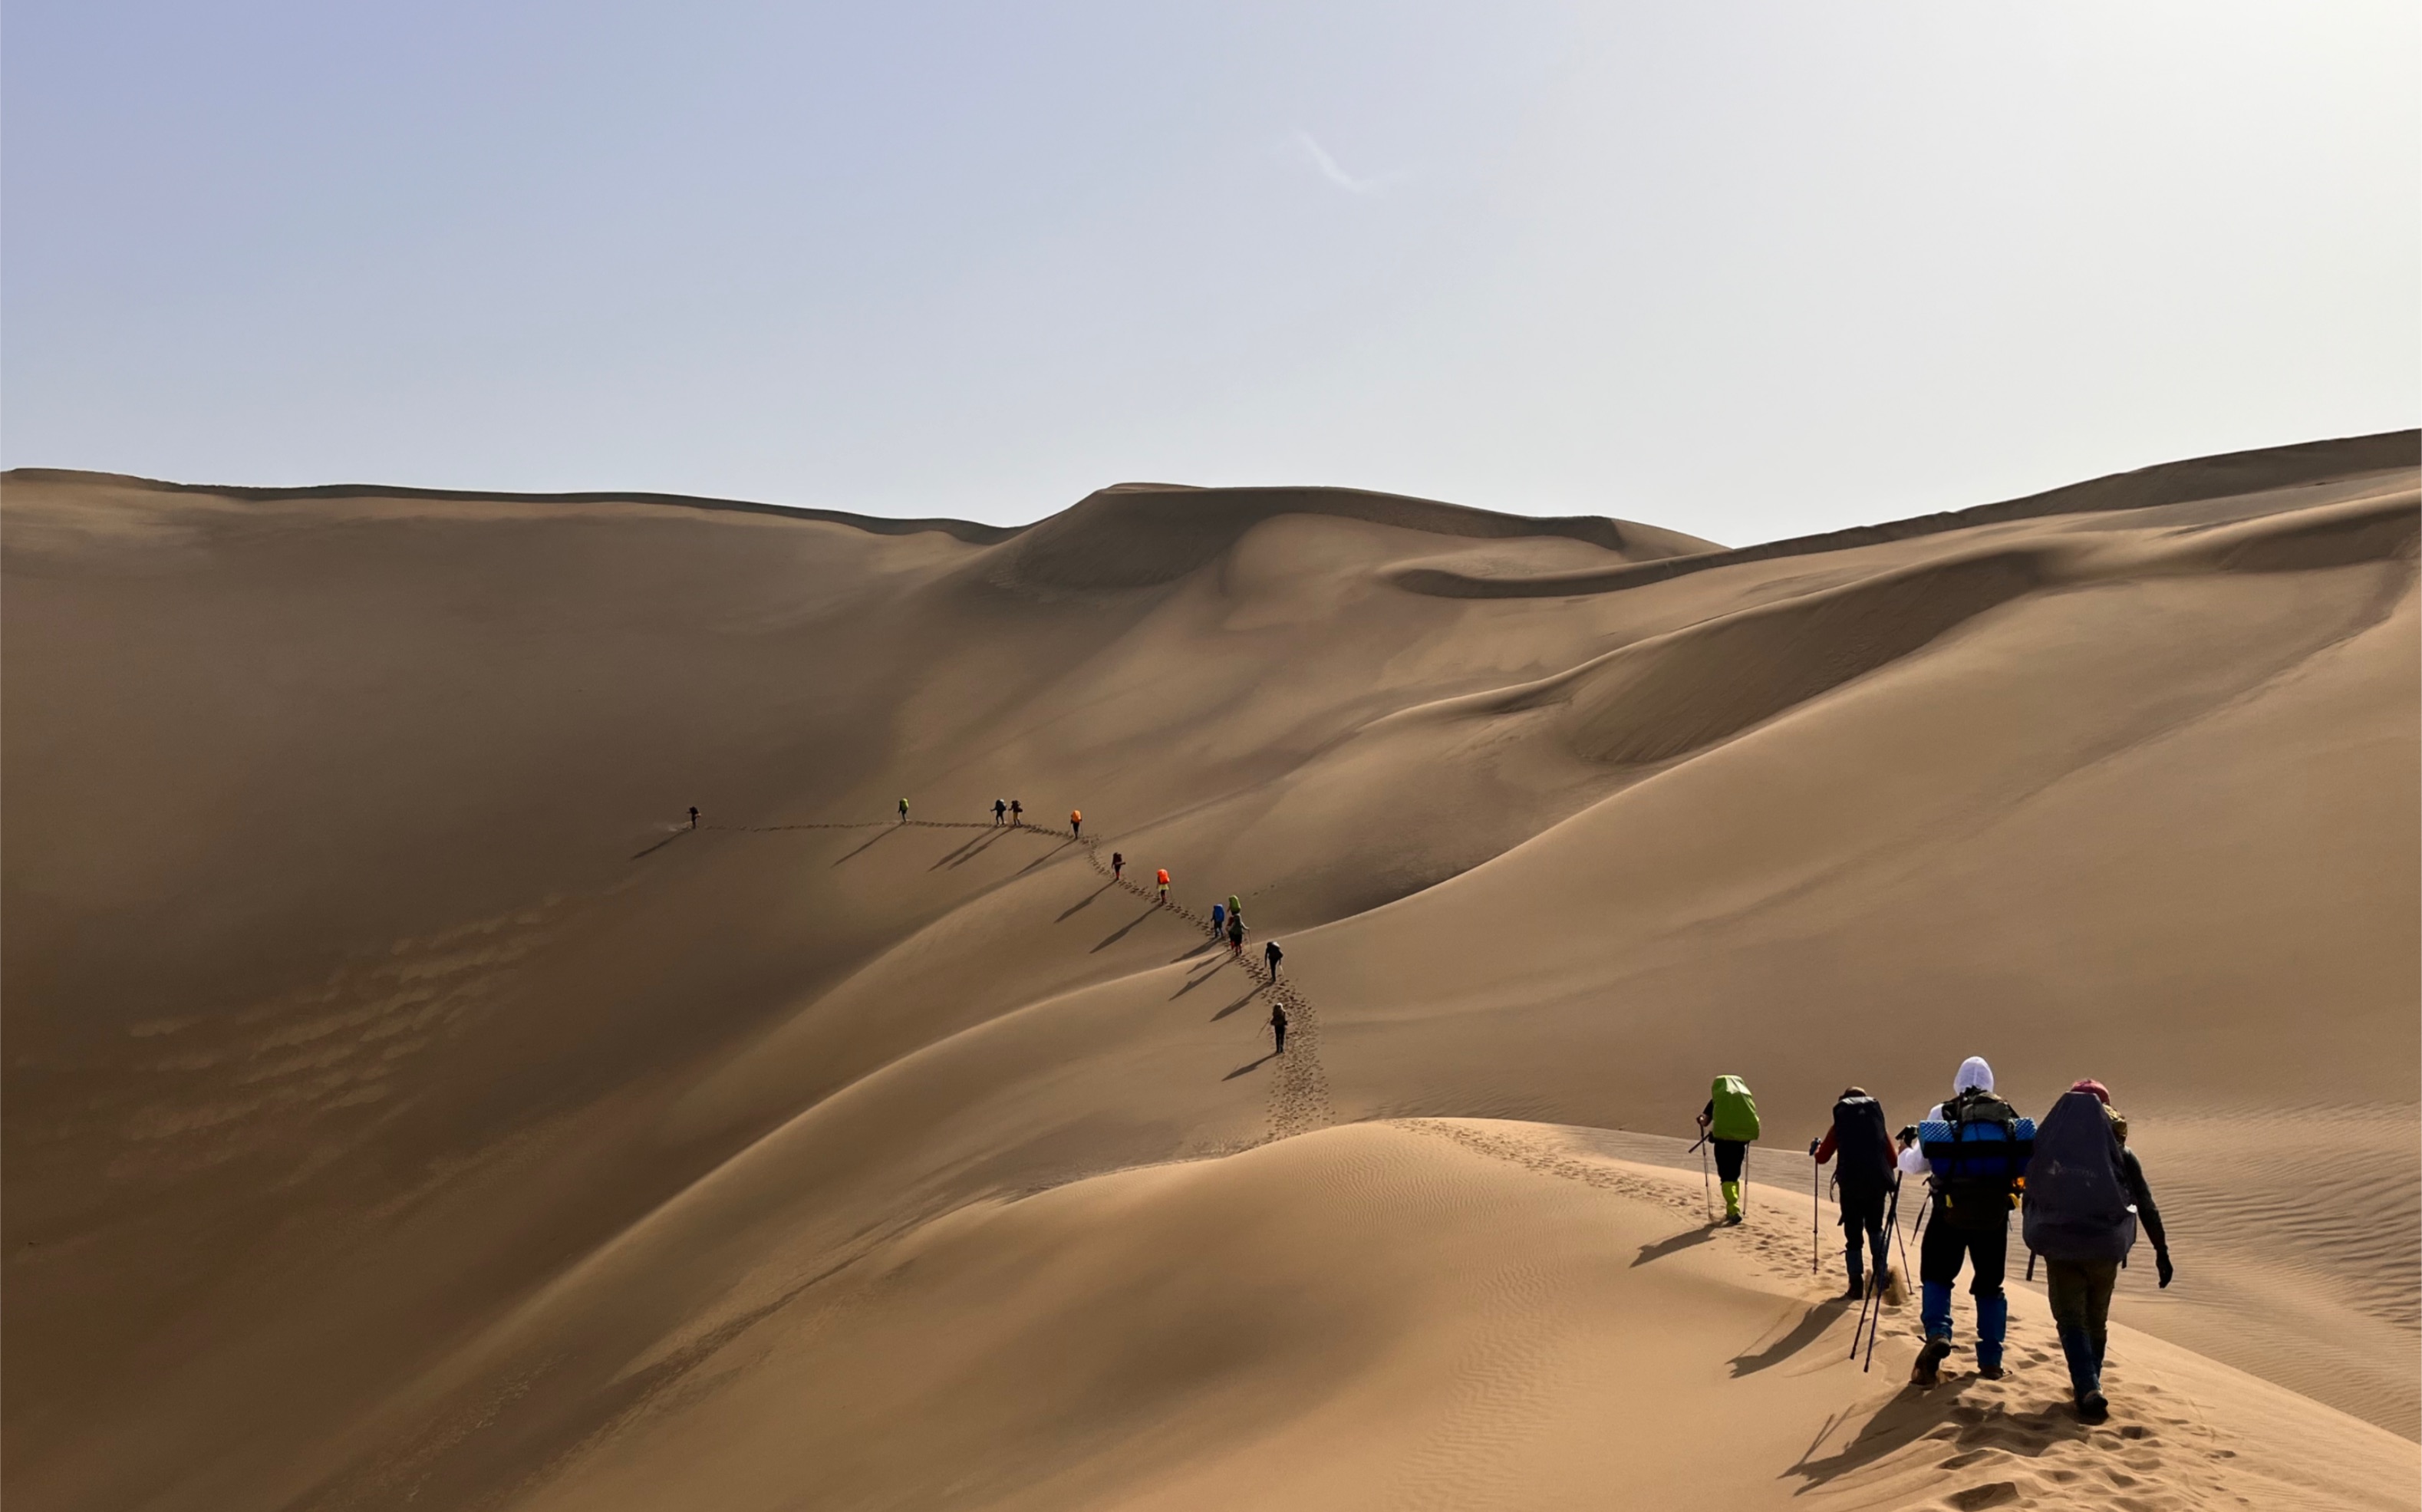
[1898,1056,2028,1385]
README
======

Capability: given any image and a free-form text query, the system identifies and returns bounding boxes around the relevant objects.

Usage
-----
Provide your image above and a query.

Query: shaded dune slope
[3,435,2415,1512]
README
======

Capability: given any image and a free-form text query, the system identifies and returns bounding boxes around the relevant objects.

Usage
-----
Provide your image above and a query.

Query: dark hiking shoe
[1722,1213,1743,1226]
[2077,1391,2109,1423]
[1910,1336,1952,1386]
[1839,1283,1867,1301]
[1976,1362,2006,1381]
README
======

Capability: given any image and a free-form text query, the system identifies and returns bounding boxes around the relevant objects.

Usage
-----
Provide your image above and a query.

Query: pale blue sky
[5,2,2415,543]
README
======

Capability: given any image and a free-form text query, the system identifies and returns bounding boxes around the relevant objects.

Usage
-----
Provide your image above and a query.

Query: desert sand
[5,434,2417,1510]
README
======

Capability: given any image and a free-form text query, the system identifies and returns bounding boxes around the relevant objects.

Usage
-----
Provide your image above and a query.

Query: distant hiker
[1227,894,1243,928]
[898,798,909,822]
[1226,914,1245,956]
[1899,1056,2034,1385]
[1111,851,1124,880]
[1811,1087,1897,1300]
[1697,1076,1760,1225]
[1156,868,1170,903]
[1211,902,1227,935]
[994,799,1007,825]
[688,806,699,829]
[1070,809,1082,838]
[1010,800,1023,825]
[1264,938,1283,980]
[2025,1079,2171,1423]
[1270,1002,1288,1055]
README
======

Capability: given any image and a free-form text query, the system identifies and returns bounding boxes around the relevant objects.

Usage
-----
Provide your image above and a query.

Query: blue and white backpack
[1919,1089,2035,1230]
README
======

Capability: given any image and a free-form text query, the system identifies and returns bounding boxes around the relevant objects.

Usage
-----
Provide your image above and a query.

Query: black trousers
[1839,1184,1890,1282]
[1919,1207,2008,1296]
[1712,1139,1747,1181]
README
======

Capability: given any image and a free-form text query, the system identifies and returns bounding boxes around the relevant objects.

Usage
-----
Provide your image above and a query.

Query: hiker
[1898,1056,2034,1385]
[1227,894,1243,929]
[688,806,698,829]
[1010,799,1023,825]
[898,797,909,822]
[1211,902,1227,936]
[2025,1079,2172,1422]
[1270,1002,1288,1055]
[1264,938,1283,980]
[1156,868,1170,903]
[1697,1076,1760,1225]
[1070,809,1082,838]
[994,799,1007,825]
[1811,1087,1897,1300]
[1226,913,1245,956]
[1111,851,1124,881]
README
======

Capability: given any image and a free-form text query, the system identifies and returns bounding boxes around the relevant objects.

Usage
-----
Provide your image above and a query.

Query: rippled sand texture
[4,433,2415,1511]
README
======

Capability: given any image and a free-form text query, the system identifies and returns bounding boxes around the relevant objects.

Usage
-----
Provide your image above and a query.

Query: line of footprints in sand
[677,817,1336,1143]
[1403,1120,2245,1512]
[670,820,2231,1510]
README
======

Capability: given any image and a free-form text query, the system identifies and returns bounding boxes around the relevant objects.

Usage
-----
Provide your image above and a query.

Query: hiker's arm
[2120,1148,2167,1249]
[1811,1128,1837,1162]
[1895,1128,1927,1178]
[2121,1148,2172,1283]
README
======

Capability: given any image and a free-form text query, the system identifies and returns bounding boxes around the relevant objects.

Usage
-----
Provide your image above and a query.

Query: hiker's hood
[1953,1057,1995,1095]
[2071,1079,2112,1105]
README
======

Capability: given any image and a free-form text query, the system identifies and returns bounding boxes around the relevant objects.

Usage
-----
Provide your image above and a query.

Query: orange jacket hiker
[1155,868,1170,900]
[1071,809,1082,838]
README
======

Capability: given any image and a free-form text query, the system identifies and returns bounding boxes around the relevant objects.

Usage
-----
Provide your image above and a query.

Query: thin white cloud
[1293,131,1412,197]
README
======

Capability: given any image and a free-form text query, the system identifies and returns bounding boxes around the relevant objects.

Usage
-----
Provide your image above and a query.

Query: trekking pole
[1860,1174,1907,1371]
[1811,1162,1821,1274]
[1700,1139,1713,1223]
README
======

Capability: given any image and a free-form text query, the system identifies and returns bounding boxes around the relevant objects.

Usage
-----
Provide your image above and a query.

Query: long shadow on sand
[934,829,1012,869]
[1633,1223,1722,1267]
[1014,838,1076,875]
[630,832,687,860]
[1171,959,1227,1000]
[1223,1051,1277,1081]
[1730,1299,1853,1377]
[832,827,901,866]
[1783,1379,2101,1493]
[1210,987,1260,1022]
[1056,880,1117,921]
[1089,903,1162,954]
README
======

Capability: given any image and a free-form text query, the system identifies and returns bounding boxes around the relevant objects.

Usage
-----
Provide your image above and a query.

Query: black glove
[1896,1125,1917,1148]
[1807,1138,1820,1158]
[2155,1249,2174,1289]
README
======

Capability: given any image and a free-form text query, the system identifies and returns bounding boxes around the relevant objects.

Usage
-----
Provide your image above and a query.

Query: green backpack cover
[1709,1076,1761,1142]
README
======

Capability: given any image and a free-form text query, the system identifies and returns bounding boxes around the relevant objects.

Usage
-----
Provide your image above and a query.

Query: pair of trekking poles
[1688,1132,1745,1222]
[1840,1174,1924,1372]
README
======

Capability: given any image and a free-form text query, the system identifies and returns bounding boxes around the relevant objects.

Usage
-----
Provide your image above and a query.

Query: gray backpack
[2022,1089,2138,1263]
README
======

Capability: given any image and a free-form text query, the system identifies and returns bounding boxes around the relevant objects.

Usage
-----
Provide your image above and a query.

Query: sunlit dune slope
[3,434,2414,1511]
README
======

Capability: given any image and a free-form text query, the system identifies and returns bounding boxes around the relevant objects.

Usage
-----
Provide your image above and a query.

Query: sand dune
[4,434,2415,1510]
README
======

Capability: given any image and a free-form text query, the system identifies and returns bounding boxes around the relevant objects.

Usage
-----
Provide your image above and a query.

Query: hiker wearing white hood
[1896,1056,2032,1386]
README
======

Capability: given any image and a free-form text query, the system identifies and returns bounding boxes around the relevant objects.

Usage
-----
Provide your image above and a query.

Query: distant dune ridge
[3,432,2415,1511]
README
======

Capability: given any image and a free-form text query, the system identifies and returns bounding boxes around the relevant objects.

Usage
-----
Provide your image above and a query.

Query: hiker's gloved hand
[2155,1249,2174,1289]
[1807,1138,1820,1158]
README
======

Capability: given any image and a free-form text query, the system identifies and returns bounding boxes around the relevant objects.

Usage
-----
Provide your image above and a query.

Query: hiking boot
[1839,1282,1867,1302]
[1910,1336,1951,1386]
[1722,1213,1743,1227]
[1976,1362,2006,1381]
[2077,1390,2109,1423]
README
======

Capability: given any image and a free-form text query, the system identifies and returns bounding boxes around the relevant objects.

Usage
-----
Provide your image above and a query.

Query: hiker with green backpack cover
[1697,1076,1760,1225]
[2024,1079,2172,1423]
